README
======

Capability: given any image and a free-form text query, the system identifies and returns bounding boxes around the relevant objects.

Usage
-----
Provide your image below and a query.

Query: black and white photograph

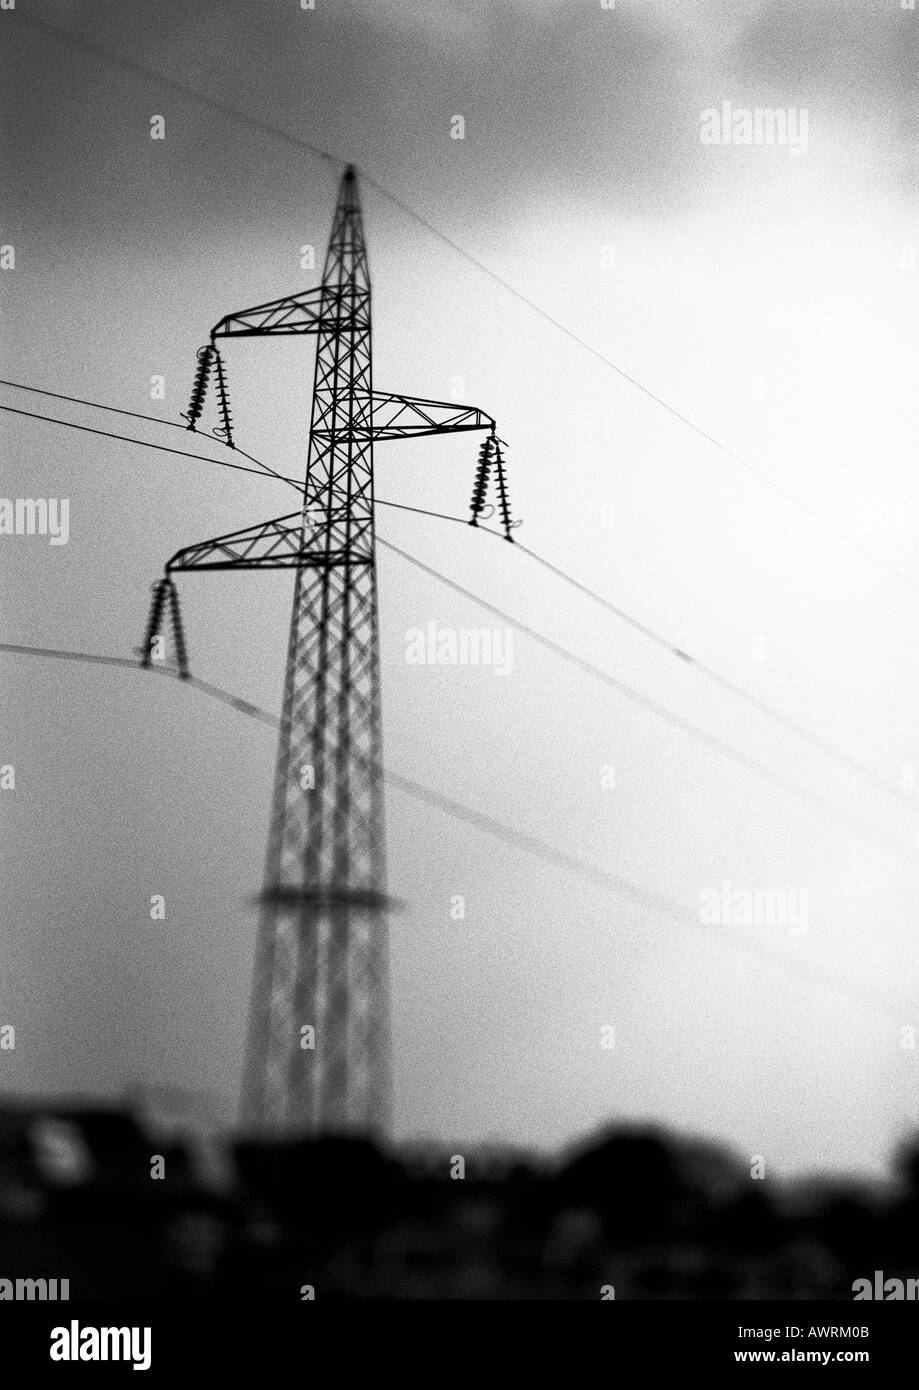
[1,0,918,1365]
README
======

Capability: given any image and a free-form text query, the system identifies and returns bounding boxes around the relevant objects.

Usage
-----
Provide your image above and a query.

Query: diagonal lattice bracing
[144,164,504,1139]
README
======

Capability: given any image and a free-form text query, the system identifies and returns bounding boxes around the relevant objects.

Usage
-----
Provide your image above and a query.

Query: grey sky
[2,0,919,1177]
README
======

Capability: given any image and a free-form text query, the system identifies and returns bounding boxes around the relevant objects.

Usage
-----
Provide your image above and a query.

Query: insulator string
[181,344,215,431]
[490,434,518,542]
[211,347,235,448]
[140,578,171,669]
[468,435,493,526]
[167,579,191,680]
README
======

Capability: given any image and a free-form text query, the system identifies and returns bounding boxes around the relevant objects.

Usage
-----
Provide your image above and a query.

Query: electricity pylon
[142,165,512,1138]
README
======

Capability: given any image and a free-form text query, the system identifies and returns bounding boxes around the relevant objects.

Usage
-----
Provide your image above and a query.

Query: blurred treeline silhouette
[2,1096,918,1299]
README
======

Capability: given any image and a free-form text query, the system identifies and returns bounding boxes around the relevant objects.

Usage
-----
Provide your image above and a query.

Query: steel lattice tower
[245,169,389,1136]
[144,166,509,1138]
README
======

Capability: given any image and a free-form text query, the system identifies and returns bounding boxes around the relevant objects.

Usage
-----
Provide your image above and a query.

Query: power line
[0,637,909,1020]
[17,13,343,173]
[386,501,917,813]
[0,640,279,725]
[7,32,912,1126]
[377,536,919,862]
[0,640,156,674]
[4,377,912,813]
[382,765,911,1019]
[0,374,403,501]
[0,401,297,486]
[510,539,914,804]
[0,377,197,434]
[3,385,915,857]
[16,13,919,601]
[0,378,308,494]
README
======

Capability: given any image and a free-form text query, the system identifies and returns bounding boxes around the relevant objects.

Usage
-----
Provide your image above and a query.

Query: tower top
[324,162,368,292]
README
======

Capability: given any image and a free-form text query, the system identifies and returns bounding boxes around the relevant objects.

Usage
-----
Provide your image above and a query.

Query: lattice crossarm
[165,512,304,572]
[212,285,369,338]
[163,512,375,573]
[365,390,495,442]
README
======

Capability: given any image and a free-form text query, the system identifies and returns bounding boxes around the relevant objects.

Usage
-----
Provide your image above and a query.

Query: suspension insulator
[211,347,235,449]
[181,344,215,431]
[491,436,518,543]
[468,435,493,526]
[140,578,171,668]
[166,579,191,680]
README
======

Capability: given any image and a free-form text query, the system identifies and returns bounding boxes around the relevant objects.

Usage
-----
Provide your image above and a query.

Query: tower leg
[240,560,390,1138]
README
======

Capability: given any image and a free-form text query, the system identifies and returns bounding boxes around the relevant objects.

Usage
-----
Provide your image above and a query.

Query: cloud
[728,0,919,189]
[8,0,697,232]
